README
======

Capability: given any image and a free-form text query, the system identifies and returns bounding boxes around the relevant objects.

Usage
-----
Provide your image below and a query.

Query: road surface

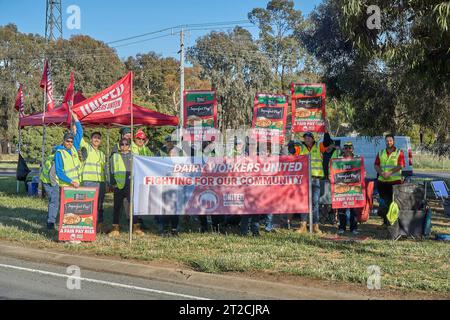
[0,255,262,300]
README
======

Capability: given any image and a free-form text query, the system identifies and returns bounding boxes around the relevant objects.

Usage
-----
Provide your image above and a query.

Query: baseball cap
[165,135,175,142]
[135,130,147,140]
[63,132,74,141]
[120,127,131,135]
[303,132,314,139]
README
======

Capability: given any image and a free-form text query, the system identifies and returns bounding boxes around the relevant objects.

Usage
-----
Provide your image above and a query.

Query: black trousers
[377,181,395,225]
[113,183,130,225]
[199,215,225,232]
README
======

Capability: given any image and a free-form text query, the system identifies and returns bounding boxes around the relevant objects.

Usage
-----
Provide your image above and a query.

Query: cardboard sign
[291,83,326,133]
[58,187,98,242]
[133,155,311,216]
[183,90,218,142]
[252,93,288,144]
[330,157,366,209]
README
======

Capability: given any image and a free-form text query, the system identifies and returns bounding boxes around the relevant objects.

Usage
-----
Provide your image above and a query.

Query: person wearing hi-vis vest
[297,132,325,234]
[48,112,83,230]
[374,134,405,227]
[132,130,153,156]
[79,130,107,233]
[40,148,59,230]
[109,138,145,237]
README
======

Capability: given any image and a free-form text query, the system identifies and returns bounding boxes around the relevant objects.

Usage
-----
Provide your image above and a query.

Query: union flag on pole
[72,72,133,120]
[40,59,55,112]
[63,72,75,124]
[14,84,25,118]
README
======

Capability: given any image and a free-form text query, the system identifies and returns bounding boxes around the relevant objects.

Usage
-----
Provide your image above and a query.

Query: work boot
[97,222,107,234]
[296,222,307,234]
[133,223,145,236]
[108,224,120,238]
[313,224,322,235]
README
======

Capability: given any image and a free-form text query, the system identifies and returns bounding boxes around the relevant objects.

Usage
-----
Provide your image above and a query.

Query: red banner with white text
[72,72,133,121]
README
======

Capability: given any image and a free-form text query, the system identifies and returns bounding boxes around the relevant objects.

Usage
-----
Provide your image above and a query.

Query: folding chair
[431,181,450,217]
[431,181,449,201]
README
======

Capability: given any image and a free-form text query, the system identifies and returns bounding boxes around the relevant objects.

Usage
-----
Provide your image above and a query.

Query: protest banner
[291,83,326,133]
[183,90,218,142]
[133,155,310,216]
[58,187,99,242]
[330,157,366,209]
[252,93,288,144]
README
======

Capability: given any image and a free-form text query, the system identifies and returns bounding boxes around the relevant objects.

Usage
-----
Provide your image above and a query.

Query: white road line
[0,263,210,300]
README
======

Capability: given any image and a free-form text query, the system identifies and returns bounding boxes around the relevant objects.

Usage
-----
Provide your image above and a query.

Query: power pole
[45,0,63,42]
[41,0,63,196]
[179,27,185,142]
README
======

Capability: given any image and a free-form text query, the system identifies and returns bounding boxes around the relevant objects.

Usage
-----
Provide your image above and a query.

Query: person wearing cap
[48,112,83,230]
[331,142,361,235]
[79,130,107,233]
[374,134,405,227]
[109,138,141,237]
[132,130,153,156]
[158,135,183,157]
[110,127,132,156]
[297,132,325,234]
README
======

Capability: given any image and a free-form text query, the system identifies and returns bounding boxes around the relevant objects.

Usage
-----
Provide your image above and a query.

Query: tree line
[1,0,448,161]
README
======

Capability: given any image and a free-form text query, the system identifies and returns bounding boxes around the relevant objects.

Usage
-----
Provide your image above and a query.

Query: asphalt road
[0,255,263,300]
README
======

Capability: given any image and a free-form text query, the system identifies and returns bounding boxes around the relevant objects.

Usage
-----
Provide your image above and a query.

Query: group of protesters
[40,114,405,238]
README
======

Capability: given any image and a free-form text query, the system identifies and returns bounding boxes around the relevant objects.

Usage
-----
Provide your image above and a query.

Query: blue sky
[0,0,322,59]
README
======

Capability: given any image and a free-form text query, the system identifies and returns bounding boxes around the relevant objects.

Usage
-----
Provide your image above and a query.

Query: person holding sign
[79,130,107,233]
[331,142,360,235]
[374,134,405,227]
[297,132,325,234]
[48,112,83,230]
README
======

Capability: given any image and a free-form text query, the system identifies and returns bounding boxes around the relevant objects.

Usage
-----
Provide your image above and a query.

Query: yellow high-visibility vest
[300,143,324,178]
[80,139,106,182]
[57,147,81,187]
[378,149,402,182]
[112,153,127,190]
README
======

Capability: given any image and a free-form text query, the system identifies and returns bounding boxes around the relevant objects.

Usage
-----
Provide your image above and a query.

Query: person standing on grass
[79,130,107,234]
[39,148,59,230]
[331,142,361,235]
[297,132,325,235]
[109,138,144,237]
[374,134,405,227]
[47,112,83,230]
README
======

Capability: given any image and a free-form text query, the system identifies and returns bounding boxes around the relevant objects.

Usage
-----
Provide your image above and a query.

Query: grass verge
[0,176,449,295]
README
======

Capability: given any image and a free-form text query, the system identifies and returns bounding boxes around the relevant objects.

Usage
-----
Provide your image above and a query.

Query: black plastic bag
[16,154,31,181]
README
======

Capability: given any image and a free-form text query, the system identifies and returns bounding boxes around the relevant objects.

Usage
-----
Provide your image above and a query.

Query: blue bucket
[27,182,38,196]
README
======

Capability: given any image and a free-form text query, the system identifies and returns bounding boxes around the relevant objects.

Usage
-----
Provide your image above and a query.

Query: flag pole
[129,72,134,245]
[40,81,47,198]
[17,126,22,193]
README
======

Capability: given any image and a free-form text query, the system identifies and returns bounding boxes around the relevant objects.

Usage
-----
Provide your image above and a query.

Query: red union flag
[15,84,25,118]
[72,72,132,120]
[63,72,75,124]
[40,60,55,112]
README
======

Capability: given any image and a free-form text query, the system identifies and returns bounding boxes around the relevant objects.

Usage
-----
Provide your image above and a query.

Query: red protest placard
[251,93,288,144]
[330,157,366,209]
[291,83,326,133]
[58,187,99,242]
[183,90,218,142]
